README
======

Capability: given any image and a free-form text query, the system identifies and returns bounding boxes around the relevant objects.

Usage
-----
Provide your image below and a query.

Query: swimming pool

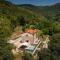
[25,45,36,53]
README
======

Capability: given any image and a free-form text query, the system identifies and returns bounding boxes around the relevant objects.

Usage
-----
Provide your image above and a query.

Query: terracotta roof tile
[25,28,37,35]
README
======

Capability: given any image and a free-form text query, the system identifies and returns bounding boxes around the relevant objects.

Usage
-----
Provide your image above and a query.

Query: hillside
[0,0,60,33]
[50,3,60,11]
[0,0,60,60]
[0,0,37,19]
[0,0,60,22]
[19,3,60,21]
[0,0,47,20]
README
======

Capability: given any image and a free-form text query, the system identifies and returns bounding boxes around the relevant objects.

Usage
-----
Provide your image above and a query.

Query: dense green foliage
[22,52,33,60]
[0,43,14,60]
[38,33,60,60]
[0,16,14,60]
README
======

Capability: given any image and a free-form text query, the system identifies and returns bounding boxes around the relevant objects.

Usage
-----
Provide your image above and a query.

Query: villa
[8,28,49,55]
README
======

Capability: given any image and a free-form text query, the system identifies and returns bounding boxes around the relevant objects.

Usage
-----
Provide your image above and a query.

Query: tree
[22,52,33,60]
[38,33,60,60]
[0,16,13,40]
[19,16,26,26]
[49,33,60,60]
[0,43,14,60]
[0,16,14,60]
[37,49,51,60]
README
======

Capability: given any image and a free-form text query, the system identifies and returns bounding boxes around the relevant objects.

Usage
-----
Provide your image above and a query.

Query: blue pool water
[25,45,36,53]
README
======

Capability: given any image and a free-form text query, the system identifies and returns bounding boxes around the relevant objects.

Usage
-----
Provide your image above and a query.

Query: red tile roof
[25,28,37,35]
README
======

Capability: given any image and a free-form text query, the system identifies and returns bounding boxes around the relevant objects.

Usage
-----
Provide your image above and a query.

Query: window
[26,40,29,42]
[26,34,28,36]
[20,40,23,43]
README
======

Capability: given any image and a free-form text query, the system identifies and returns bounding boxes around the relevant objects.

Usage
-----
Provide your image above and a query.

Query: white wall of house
[21,33,33,44]
[8,32,40,49]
